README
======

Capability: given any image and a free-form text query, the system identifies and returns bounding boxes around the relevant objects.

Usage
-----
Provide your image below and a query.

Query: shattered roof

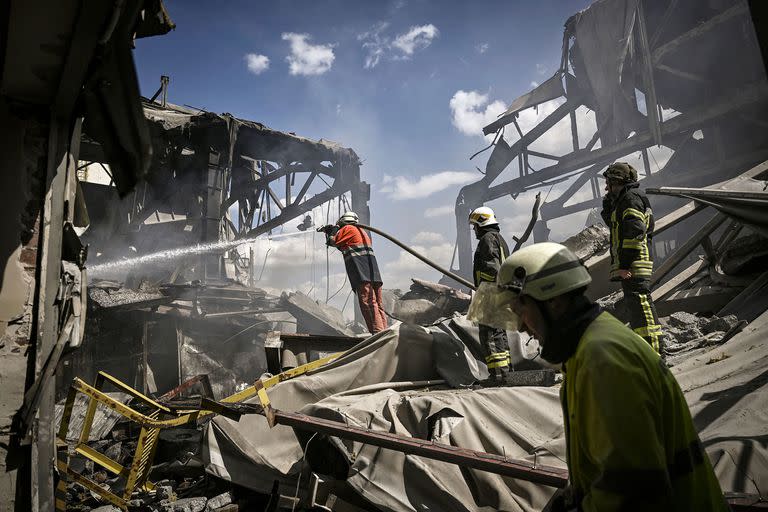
[142,100,361,165]
[483,0,765,135]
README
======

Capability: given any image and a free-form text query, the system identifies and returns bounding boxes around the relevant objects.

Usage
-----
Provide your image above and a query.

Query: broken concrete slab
[159,497,207,512]
[403,279,472,301]
[394,279,471,325]
[701,314,739,334]
[665,325,705,344]
[562,224,610,261]
[393,298,443,325]
[88,286,171,311]
[669,311,700,329]
[280,291,355,336]
[205,491,233,511]
[380,288,402,317]
[595,289,628,322]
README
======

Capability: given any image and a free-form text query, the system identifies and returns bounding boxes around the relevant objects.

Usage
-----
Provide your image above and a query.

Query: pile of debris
[60,280,297,403]
[391,278,471,324]
[57,165,768,510]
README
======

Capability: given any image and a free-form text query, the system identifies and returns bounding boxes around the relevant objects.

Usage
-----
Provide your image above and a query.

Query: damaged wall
[0,104,47,511]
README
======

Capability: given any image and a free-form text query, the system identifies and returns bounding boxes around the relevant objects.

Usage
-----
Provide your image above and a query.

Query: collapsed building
[3,0,768,511]
[451,0,768,286]
[61,97,372,398]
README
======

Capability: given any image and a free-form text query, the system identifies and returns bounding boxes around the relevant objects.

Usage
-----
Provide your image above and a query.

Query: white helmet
[337,211,359,225]
[468,206,498,227]
[467,242,591,332]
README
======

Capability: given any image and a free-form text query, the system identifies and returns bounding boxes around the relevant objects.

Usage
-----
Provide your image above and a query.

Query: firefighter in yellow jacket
[467,242,727,511]
[600,162,663,352]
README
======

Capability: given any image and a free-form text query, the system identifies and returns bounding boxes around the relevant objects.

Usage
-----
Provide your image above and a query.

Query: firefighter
[467,242,728,511]
[600,162,663,353]
[318,212,387,334]
[468,206,511,382]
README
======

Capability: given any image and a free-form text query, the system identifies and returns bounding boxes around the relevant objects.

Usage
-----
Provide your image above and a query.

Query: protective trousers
[479,325,511,380]
[621,278,663,352]
[357,282,387,334]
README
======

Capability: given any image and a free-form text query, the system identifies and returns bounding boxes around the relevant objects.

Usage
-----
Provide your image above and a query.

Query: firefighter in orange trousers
[319,212,387,333]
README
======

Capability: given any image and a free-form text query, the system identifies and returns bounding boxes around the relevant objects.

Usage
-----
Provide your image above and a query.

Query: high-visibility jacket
[332,224,382,290]
[472,227,510,287]
[561,311,728,511]
[601,183,654,280]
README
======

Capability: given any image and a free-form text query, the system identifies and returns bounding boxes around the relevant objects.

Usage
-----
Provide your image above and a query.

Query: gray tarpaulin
[202,321,565,510]
[298,386,564,512]
[203,311,768,510]
[673,308,768,497]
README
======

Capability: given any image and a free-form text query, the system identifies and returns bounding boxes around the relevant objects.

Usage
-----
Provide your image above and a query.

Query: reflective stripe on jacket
[333,224,382,289]
[472,227,510,287]
[562,312,728,511]
[601,183,654,279]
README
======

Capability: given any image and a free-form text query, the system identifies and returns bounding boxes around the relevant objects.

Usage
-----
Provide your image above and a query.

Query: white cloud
[476,42,489,54]
[424,205,454,218]
[530,81,539,88]
[536,63,547,75]
[358,22,438,69]
[358,21,390,69]
[392,24,439,56]
[281,32,335,76]
[412,231,446,244]
[244,53,270,75]
[382,241,455,290]
[512,99,597,156]
[449,90,507,137]
[381,171,478,200]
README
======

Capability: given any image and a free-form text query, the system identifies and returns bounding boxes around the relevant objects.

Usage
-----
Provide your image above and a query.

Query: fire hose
[354,223,476,291]
[318,193,542,293]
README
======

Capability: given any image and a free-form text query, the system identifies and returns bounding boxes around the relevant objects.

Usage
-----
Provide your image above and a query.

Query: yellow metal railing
[56,352,341,511]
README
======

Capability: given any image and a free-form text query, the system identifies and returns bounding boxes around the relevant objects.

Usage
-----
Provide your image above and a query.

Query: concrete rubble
[280,291,358,336]
[392,278,471,324]
[51,208,768,511]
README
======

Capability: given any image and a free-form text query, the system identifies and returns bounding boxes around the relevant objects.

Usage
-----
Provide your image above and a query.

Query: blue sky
[133,0,597,298]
